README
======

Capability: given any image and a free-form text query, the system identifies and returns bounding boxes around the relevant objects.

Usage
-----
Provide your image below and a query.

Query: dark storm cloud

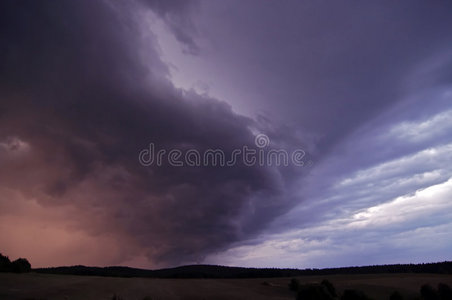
[195,0,452,155]
[0,0,304,266]
[169,0,452,267]
[3,0,452,269]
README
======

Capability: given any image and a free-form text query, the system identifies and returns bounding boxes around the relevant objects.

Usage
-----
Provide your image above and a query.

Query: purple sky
[1,0,452,269]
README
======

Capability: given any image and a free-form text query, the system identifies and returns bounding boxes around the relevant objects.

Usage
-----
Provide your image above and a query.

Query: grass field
[0,272,451,300]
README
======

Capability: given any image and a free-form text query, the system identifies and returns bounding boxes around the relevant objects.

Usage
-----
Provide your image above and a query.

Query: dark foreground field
[1,273,452,300]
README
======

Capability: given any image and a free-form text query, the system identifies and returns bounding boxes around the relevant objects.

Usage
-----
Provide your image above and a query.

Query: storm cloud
[0,0,306,267]
[1,0,452,268]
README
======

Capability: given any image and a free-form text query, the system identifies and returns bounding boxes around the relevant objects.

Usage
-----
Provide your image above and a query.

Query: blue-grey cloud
[207,87,452,267]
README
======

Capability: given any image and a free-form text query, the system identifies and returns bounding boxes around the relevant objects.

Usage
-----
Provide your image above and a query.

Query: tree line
[0,253,31,273]
[36,261,452,279]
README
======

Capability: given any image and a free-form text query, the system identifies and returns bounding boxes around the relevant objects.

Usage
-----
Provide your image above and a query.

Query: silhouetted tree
[420,284,439,300]
[11,258,31,273]
[390,291,403,300]
[340,289,372,300]
[0,253,30,273]
[321,279,337,297]
[437,283,452,300]
[0,253,11,272]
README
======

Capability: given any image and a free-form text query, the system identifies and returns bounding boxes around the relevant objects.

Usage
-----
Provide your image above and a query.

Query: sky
[0,0,451,269]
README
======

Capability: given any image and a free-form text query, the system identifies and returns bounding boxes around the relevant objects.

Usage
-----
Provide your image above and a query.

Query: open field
[0,273,451,300]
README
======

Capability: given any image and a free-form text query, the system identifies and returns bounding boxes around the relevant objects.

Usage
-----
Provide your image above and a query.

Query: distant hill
[35,261,452,278]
